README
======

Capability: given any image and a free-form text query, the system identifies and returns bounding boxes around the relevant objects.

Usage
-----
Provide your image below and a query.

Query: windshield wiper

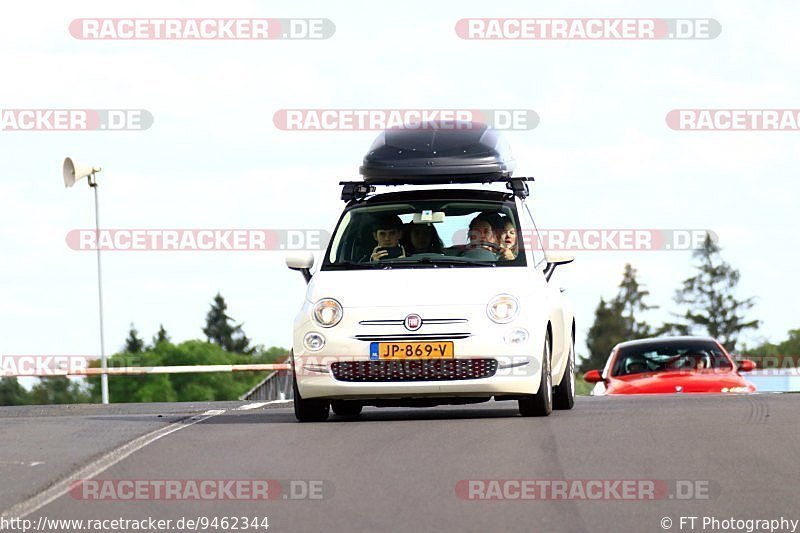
[389,257,497,267]
[325,261,392,270]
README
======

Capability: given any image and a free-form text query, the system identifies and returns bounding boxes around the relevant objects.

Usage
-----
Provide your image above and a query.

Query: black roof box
[359,122,515,184]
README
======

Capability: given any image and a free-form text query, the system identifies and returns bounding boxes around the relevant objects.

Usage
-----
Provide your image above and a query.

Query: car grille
[330,359,498,382]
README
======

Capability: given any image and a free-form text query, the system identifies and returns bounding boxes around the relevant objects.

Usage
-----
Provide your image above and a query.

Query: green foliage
[0,376,91,406]
[87,340,282,403]
[0,377,32,406]
[616,264,657,338]
[581,264,655,372]
[575,375,595,396]
[251,345,291,364]
[666,233,759,351]
[29,377,91,405]
[742,329,800,368]
[124,323,145,353]
[151,324,170,348]
[202,293,252,354]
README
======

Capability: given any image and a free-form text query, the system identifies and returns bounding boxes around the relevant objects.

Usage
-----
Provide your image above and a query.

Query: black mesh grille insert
[330,359,498,382]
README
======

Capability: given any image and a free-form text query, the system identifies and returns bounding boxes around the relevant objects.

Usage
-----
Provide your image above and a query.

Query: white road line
[235,400,291,410]
[235,402,269,410]
[0,408,227,520]
[0,461,44,467]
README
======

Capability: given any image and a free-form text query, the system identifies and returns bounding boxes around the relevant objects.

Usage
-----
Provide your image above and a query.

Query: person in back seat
[402,223,444,255]
[363,214,407,262]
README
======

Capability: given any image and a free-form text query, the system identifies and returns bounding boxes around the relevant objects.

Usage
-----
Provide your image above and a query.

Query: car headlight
[312,298,343,328]
[487,294,519,324]
[722,386,751,393]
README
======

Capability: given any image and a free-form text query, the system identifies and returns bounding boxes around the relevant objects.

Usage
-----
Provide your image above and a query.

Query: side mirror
[286,252,314,283]
[544,253,575,281]
[583,369,604,383]
[737,359,756,372]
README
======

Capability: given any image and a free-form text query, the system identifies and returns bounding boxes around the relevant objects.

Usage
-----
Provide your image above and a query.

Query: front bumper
[293,303,547,400]
[294,355,542,400]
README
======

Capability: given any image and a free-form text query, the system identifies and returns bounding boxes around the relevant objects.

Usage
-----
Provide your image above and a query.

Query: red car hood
[606,370,755,394]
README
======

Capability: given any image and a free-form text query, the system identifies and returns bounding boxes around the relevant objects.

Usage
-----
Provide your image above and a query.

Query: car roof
[353,187,514,206]
[614,336,719,350]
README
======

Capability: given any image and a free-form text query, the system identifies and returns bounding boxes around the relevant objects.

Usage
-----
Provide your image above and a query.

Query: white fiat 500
[286,123,575,421]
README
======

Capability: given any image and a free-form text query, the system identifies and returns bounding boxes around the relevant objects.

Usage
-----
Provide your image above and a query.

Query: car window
[521,200,546,268]
[322,200,526,269]
[611,341,733,376]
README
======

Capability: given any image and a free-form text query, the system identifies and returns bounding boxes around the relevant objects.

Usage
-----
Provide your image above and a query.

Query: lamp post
[63,157,109,404]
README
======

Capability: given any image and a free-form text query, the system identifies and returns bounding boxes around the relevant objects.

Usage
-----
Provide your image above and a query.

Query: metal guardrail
[0,364,292,377]
[1,362,296,402]
[239,360,294,401]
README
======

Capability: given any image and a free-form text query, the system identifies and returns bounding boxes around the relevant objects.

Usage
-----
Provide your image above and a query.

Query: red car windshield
[611,341,733,377]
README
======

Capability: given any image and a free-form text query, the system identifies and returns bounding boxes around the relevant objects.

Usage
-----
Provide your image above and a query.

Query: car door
[519,198,571,366]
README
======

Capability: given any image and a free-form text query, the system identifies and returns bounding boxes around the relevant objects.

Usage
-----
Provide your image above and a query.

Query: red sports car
[583,336,756,394]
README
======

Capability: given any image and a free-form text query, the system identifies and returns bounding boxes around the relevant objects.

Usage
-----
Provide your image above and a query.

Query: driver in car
[466,213,502,254]
[366,214,407,262]
[686,351,711,371]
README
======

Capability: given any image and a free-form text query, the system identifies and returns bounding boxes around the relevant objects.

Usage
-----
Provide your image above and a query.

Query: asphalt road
[1,395,799,533]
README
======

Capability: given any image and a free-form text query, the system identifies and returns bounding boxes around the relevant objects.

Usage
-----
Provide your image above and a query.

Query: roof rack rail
[339,181,375,202]
[339,177,534,202]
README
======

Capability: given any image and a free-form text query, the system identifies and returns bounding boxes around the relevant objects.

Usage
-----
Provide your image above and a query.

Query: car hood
[607,370,755,394]
[307,266,542,307]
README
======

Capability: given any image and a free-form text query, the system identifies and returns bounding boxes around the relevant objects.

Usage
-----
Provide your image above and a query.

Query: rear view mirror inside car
[412,211,445,224]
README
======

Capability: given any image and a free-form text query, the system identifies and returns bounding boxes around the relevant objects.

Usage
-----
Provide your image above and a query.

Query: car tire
[553,332,576,410]
[293,372,330,422]
[331,400,363,417]
[518,335,553,417]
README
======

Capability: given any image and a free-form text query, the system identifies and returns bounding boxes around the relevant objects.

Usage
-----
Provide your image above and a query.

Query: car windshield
[323,200,526,269]
[611,340,733,376]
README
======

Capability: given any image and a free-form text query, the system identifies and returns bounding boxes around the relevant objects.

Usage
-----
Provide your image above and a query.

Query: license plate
[370,341,454,360]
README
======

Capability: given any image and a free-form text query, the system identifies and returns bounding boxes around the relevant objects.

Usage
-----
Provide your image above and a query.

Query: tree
[87,340,272,403]
[741,329,800,369]
[152,324,170,348]
[580,264,656,372]
[668,233,758,351]
[582,298,628,372]
[0,377,31,406]
[29,377,90,405]
[124,323,145,353]
[616,264,657,338]
[202,293,252,354]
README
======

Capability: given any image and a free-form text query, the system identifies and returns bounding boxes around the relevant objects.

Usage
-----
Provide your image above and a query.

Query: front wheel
[553,332,576,410]
[518,335,553,417]
[293,373,329,422]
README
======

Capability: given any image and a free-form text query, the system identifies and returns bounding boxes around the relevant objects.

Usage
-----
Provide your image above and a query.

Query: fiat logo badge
[404,314,422,331]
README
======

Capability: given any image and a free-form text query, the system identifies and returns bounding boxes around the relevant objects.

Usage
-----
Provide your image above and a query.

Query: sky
[1,0,798,369]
